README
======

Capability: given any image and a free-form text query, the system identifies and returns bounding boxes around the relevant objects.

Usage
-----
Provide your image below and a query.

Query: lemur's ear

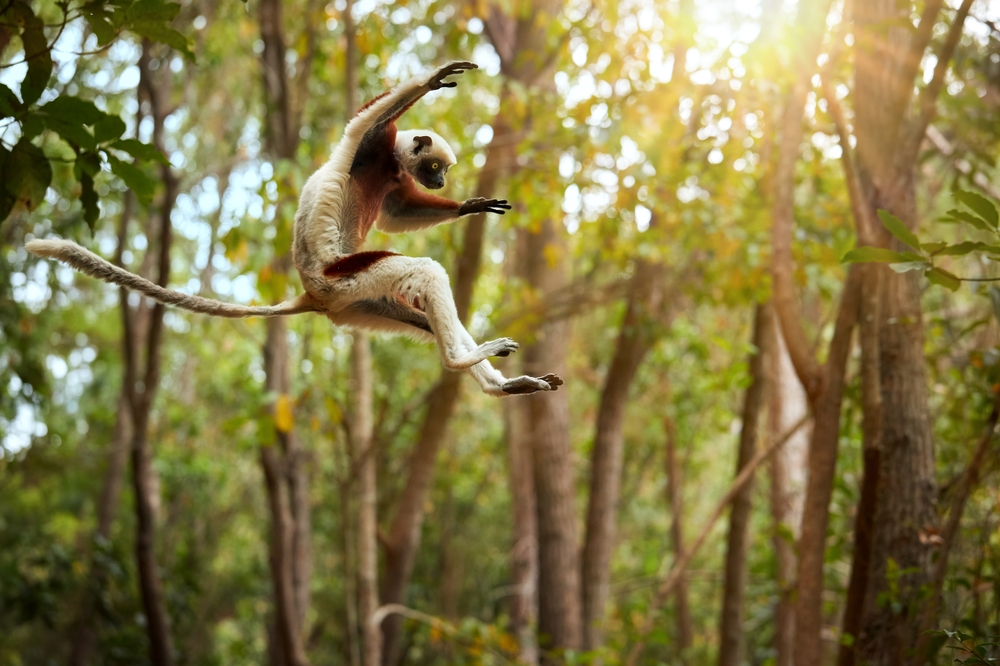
[413,135,433,153]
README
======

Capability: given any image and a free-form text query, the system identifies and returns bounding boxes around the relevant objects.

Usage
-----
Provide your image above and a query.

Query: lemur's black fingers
[430,62,478,89]
[540,374,564,388]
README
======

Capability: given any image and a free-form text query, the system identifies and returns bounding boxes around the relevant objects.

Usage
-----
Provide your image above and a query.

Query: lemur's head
[395,130,456,190]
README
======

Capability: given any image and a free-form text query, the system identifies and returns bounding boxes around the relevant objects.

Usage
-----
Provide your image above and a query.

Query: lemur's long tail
[26,238,319,319]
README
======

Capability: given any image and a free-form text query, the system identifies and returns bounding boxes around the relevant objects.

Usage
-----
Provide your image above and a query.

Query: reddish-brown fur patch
[323,251,400,278]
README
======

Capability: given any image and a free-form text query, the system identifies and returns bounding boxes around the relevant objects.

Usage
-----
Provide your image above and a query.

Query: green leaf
[20,114,44,140]
[889,261,930,274]
[927,267,961,292]
[130,22,193,59]
[94,115,127,143]
[45,118,96,151]
[110,138,169,165]
[125,0,193,59]
[936,241,990,256]
[17,8,53,106]
[842,247,913,264]
[921,241,948,255]
[878,209,921,251]
[81,1,118,46]
[5,138,52,211]
[956,190,999,228]
[107,155,155,202]
[80,172,99,230]
[0,83,20,117]
[74,151,102,180]
[40,96,106,125]
[945,209,992,231]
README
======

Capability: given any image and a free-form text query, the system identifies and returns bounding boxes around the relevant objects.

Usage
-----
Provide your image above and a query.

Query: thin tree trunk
[351,334,381,666]
[768,321,808,666]
[340,476,361,666]
[717,304,772,666]
[792,266,861,666]
[838,264,883,666]
[581,260,663,650]
[506,394,538,664]
[258,0,314,659]
[69,191,137,666]
[664,418,692,659]
[521,219,582,657]
[128,41,179,666]
[262,318,310,666]
[341,7,377,664]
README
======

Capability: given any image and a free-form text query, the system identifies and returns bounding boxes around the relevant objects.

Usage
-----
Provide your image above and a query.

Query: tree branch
[902,0,975,162]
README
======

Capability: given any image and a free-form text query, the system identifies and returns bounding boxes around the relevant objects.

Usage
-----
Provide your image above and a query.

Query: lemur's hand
[428,61,477,90]
[460,197,512,216]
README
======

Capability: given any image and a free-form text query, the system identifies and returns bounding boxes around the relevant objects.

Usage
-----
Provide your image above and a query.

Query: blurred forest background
[4,0,1000,664]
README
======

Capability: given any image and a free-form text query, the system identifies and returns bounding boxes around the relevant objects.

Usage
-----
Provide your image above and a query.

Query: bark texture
[850,0,974,662]
[717,304,771,666]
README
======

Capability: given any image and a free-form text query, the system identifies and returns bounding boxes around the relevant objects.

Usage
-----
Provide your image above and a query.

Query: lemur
[27,61,563,397]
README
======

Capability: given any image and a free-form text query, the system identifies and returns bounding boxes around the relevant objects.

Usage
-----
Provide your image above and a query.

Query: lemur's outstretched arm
[341,62,478,169]
[375,176,512,234]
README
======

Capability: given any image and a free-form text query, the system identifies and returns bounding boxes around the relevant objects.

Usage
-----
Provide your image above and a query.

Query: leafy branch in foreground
[0,0,191,228]
[924,629,1000,665]
[842,191,1000,292]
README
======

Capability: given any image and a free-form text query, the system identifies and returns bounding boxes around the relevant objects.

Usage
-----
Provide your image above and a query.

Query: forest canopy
[3,0,1000,665]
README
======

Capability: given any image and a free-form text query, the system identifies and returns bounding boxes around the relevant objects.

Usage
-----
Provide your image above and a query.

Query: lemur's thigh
[322,252,515,369]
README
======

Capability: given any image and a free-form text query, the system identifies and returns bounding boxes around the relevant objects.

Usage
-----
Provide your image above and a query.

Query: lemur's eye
[431,162,440,170]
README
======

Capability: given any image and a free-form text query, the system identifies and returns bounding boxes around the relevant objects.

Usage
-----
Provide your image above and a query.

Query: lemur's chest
[348,158,402,244]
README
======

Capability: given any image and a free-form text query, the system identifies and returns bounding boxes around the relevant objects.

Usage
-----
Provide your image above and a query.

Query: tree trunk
[262,318,310,666]
[717,305,772,666]
[520,219,582,657]
[69,190,137,666]
[768,321,809,666]
[127,41,179,666]
[506,394,538,664]
[850,0,974,660]
[257,0,313,660]
[792,267,861,666]
[664,418,692,659]
[351,334,381,666]
[581,260,663,649]
[838,264,883,666]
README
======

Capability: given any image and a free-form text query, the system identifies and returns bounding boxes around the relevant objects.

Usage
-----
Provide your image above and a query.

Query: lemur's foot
[429,61,477,90]
[481,337,519,358]
[501,374,564,395]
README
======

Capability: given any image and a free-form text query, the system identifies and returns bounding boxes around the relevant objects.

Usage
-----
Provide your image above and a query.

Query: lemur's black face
[415,157,449,190]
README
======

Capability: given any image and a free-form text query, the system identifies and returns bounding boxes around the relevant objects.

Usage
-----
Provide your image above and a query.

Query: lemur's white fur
[26,62,563,397]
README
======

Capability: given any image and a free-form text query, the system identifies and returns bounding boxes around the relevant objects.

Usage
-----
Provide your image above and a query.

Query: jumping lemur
[27,61,563,397]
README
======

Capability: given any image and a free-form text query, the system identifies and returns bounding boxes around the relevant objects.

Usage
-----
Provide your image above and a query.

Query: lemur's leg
[323,252,518,372]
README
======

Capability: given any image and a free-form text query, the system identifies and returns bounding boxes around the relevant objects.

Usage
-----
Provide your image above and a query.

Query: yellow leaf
[429,626,442,644]
[275,394,294,433]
